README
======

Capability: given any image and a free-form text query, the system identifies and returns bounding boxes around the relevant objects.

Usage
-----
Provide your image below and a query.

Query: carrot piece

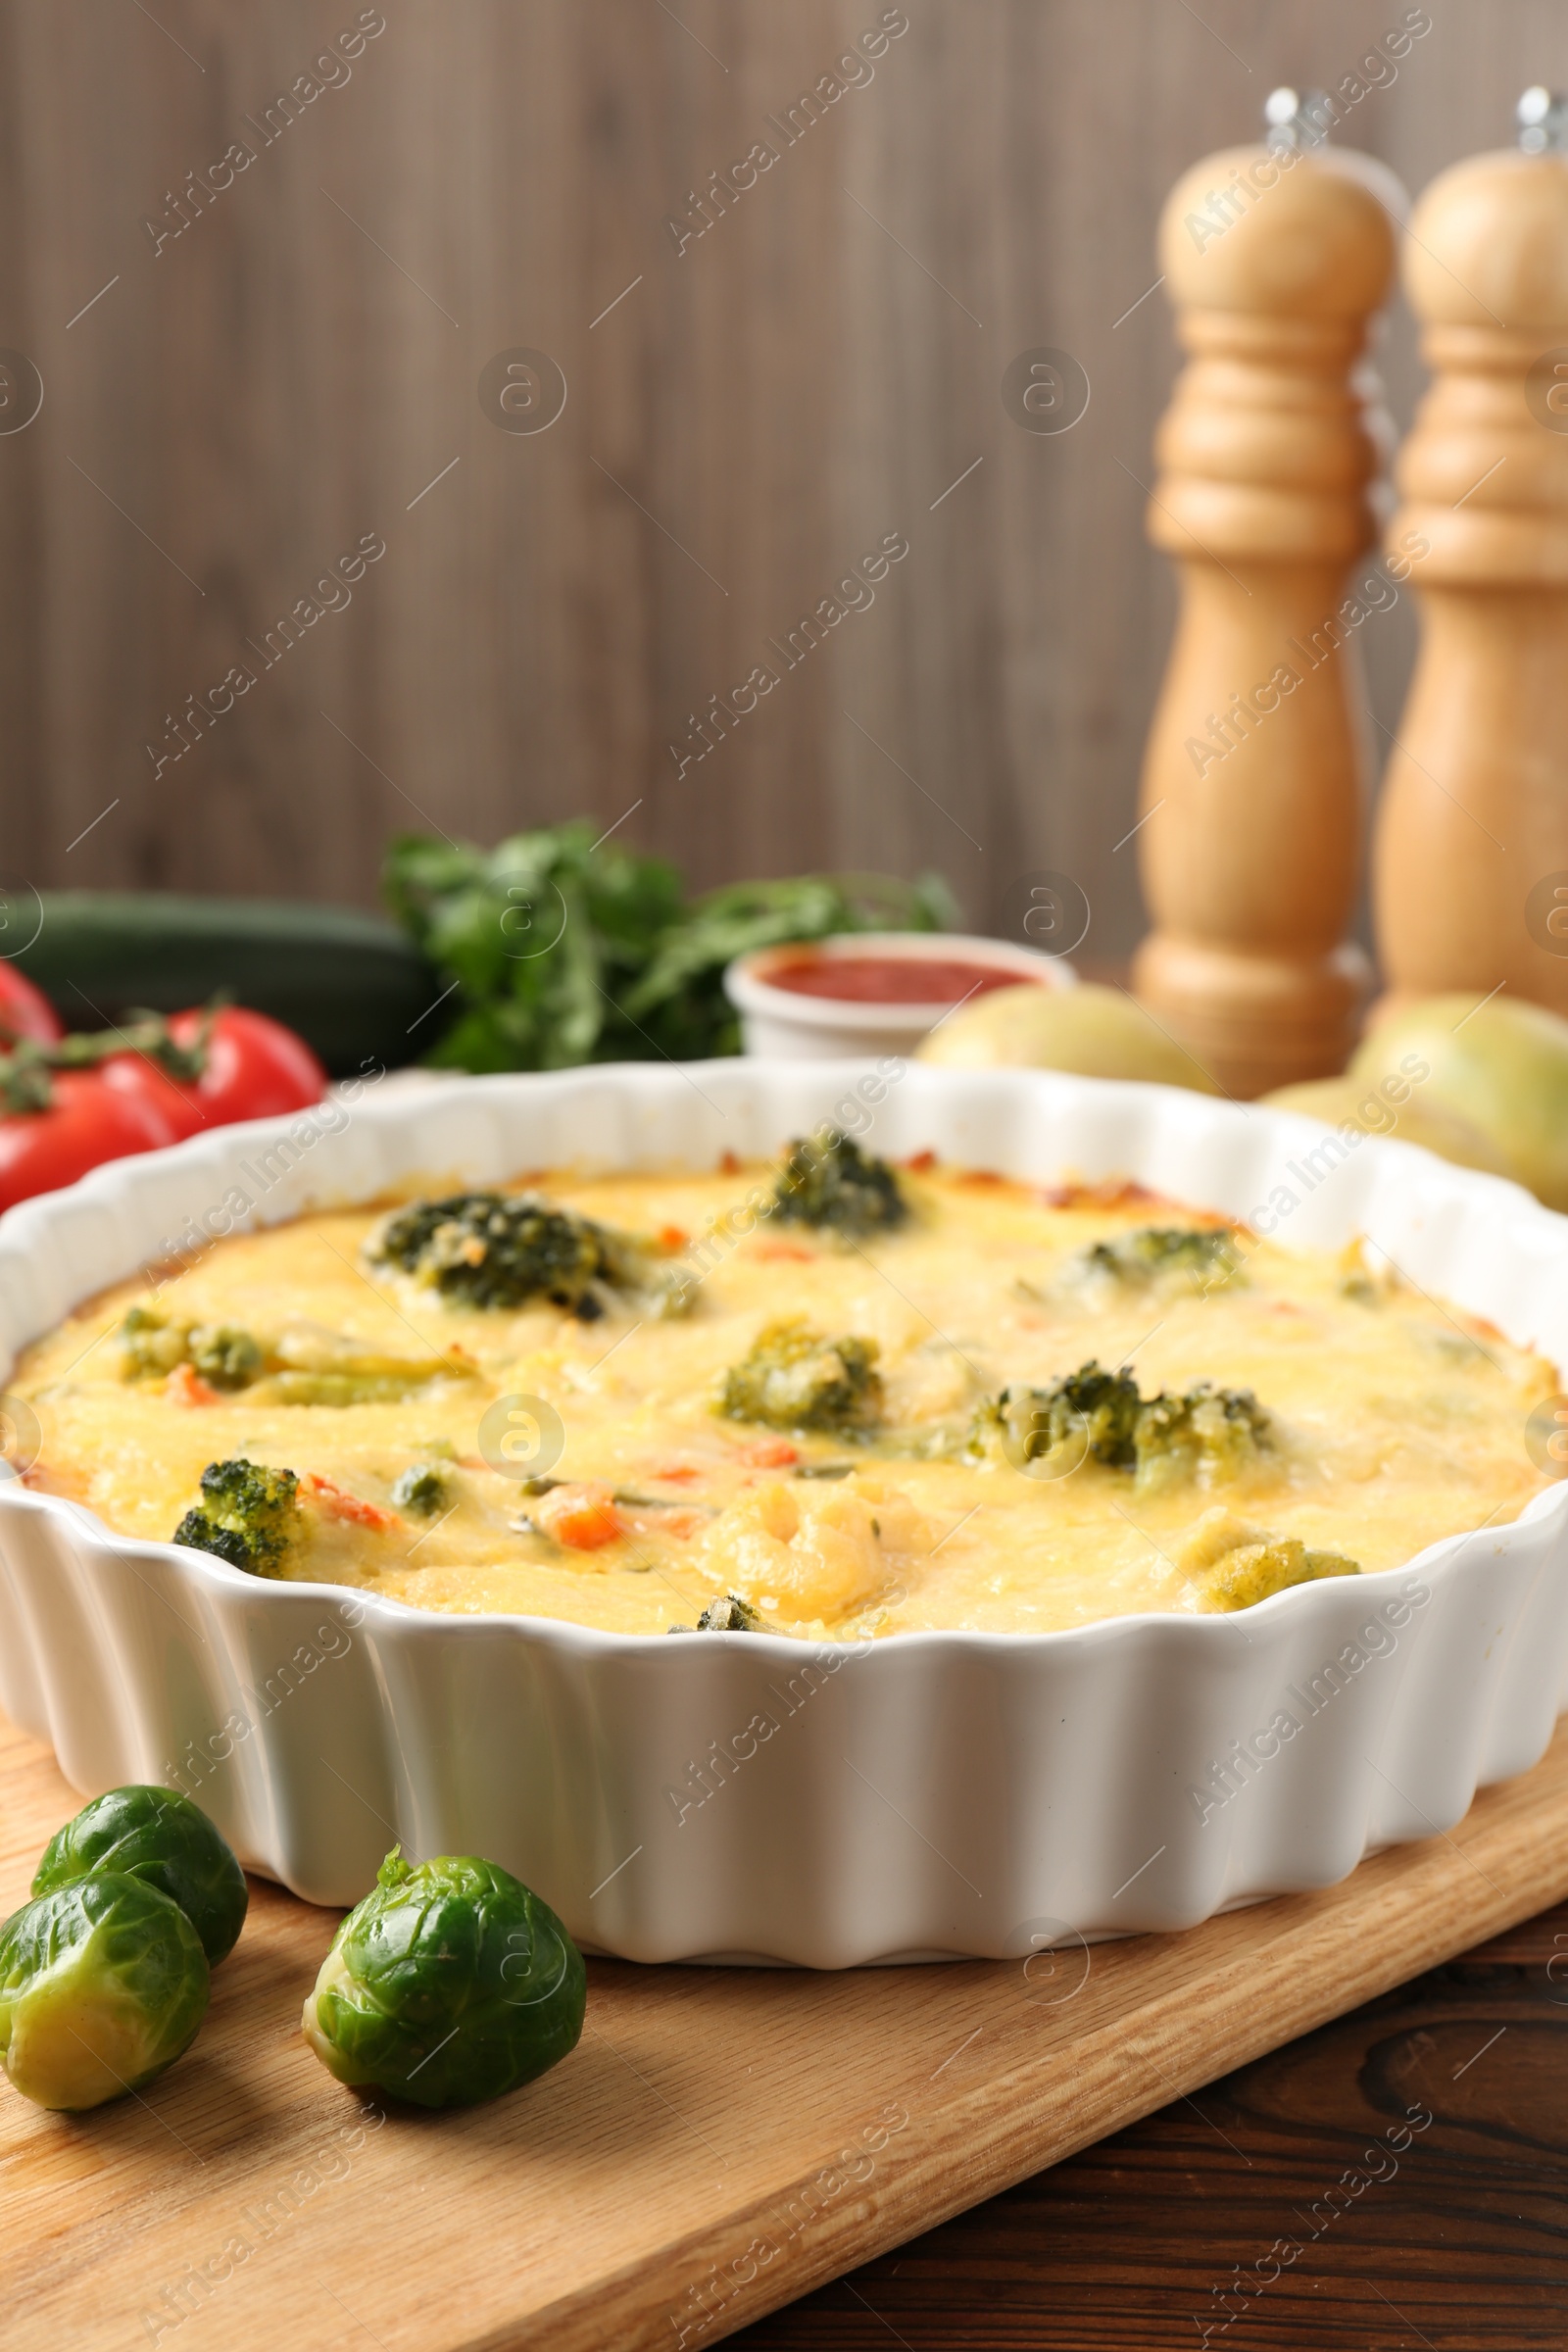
[739,1437,799,1468]
[539,1493,622,1549]
[658,1224,689,1250]
[164,1363,220,1407]
[303,1472,401,1532]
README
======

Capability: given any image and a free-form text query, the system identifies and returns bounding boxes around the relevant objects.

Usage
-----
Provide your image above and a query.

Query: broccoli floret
[971,1361,1271,1491]
[1133,1383,1270,1495]
[368,1191,690,1318]
[666,1593,769,1634]
[119,1309,264,1391]
[173,1458,303,1576]
[119,1307,193,1381]
[1192,1537,1358,1613]
[698,1593,767,1631]
[770,1132,907,1236]
[391,1464,450,1517]
[970,1360,1142,1474]
[186,1324,265,1392]
[719,1318,883,1434]
[1079,1226,1242,1292]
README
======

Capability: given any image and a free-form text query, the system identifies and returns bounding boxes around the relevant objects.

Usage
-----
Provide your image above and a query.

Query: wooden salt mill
[1372,90,1568,1020]
[1131,91,1402,1098]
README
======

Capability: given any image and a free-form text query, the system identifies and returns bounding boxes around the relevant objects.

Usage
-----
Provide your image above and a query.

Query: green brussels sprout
[0,1875,210,2110]
[302,1848,586,2110]
[33,1787,249,1967]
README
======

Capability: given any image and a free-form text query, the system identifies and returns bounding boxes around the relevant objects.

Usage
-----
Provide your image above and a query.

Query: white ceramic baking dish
[0,1062,1564,1967]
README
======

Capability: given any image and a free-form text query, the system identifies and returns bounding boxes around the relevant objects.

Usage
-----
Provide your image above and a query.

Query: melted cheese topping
[12,1165,1555,1640]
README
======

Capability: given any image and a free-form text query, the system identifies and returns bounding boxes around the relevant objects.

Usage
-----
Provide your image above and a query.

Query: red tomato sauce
[765,956,1037,1005]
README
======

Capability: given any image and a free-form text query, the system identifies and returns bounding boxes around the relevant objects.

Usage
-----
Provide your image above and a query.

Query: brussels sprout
[0,1875,210,2110]
[33,1787,249,1967]
[302,1848,586,2109]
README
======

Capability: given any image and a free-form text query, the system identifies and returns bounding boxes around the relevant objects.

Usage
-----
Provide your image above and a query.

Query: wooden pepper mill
[1131,92,1403,1098]
[1372,90,1568,1020]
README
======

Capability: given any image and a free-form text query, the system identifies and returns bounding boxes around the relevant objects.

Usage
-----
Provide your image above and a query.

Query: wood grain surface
[735,1899,1568,2349]
[0,1,1562,951]
[5,1707,1568,2350]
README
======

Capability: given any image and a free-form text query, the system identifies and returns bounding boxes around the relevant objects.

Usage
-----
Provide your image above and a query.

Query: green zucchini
[14,895,436,1077]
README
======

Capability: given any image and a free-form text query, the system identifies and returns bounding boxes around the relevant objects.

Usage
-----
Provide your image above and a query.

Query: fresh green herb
[771,1131,907,1236]
[719,1318,883,1435]
[793,1461,856,1480]
[173,1458,303,1575]
[301,1846,586,2109]
[32,1786,248,1967]
[382,822,955,1069]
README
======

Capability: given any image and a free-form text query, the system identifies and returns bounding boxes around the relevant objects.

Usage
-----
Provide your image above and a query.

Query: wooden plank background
[0,0,1558,954]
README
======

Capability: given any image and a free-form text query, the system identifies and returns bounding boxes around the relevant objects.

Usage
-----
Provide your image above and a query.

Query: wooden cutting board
[5,1709,1568,2352]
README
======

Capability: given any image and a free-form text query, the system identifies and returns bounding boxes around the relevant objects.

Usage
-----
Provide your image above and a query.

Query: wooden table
[6,1708,1568,2351]
[734,1902,1568,2349]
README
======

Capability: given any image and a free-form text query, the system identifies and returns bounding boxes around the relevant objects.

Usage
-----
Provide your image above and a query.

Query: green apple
[916,983,1220,1092]
[1262,1077,1512,1178]
[1348,994,1568,1206]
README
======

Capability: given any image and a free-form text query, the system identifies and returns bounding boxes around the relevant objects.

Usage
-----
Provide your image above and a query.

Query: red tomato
[98,1052,208,1143]
[0,965,62,1047]
[168,1006,326,1125]
[0,1069,179,1214]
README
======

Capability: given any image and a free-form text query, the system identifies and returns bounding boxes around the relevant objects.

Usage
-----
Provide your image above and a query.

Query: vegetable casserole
[12,1133,1554,1641]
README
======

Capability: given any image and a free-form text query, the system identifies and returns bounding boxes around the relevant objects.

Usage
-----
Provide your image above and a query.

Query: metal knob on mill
[1371,89,1568,1019]
[1131,90,1404,1098]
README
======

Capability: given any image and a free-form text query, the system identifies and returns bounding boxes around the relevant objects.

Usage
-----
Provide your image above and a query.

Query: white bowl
[724,931,1076,1059]
[0,1063,1564,1966]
